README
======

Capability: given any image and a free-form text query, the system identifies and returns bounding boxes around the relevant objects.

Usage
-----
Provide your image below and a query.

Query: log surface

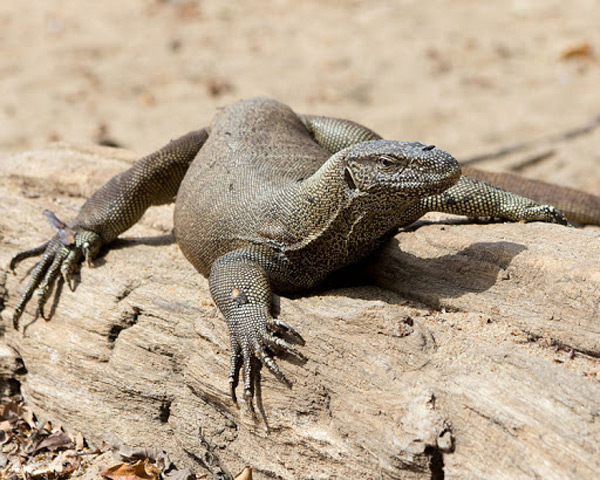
[1,145,599,479]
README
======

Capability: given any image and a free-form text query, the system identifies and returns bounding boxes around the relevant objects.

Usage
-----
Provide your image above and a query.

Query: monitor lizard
[9,97,600,409]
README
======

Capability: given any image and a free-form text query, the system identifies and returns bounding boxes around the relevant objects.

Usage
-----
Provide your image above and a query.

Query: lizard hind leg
[209,250,303,409]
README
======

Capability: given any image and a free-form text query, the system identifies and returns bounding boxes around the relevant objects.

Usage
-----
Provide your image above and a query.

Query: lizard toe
[36,252,66,319]
[228,339,243,404]
[268,319,305,345]
[241,350,260,415]
[10,241,50,272]
[545,205,569,226]
[264,334,306,361]
[61,249,82,292]
[256,343,291,388]
[13,238,61,328]
[76,230,102,267]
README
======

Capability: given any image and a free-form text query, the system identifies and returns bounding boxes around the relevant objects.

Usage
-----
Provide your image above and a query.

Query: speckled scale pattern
[13,97,596,404]
[299,114,382,153]
[77,129,209,243]
[462,166,600,225]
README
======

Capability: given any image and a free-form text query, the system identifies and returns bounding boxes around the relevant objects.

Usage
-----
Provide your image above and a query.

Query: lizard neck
[301,149,356,207]
[260,148,422,290]
[259,150,355,249]
[293,148,421,247]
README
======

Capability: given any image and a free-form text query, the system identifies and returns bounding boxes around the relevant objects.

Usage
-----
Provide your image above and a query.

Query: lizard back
[174,97,329,276]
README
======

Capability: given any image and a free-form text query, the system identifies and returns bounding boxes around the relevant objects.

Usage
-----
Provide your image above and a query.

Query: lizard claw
[36,254,63,319]
[242,351,257,414]
[83,242,92,267]
[9,241,50,273]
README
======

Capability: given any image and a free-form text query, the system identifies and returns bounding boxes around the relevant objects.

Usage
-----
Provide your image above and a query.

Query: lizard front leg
[10,129,208,328]
[209,250,304,409]
[420,175,568,224]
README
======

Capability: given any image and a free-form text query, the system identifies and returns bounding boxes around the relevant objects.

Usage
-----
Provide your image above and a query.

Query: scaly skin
[10,97,595,410]
[461,167,600,226]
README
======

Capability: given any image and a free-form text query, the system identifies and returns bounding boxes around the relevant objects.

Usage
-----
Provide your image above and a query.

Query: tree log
[1,144,599,479]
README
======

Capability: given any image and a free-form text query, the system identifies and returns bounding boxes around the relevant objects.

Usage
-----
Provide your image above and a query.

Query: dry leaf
[33,430,74,453]
[50,449,81,474]
[163,468,194,480]
[101,459,160,480]
[0,399,19,421]
[74,431,86,451]
[207,78,233,97]
[114,445,172,472]
[235,466,253,480]
[561,42,594,60]
[17,403,36,429]
[25,450,82,477]
[0,420,12,433]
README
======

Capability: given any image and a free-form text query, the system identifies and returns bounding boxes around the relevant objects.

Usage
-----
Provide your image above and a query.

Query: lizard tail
[462,166,600,226]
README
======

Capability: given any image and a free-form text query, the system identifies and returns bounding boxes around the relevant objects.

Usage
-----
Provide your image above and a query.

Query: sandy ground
[1,0,599,194]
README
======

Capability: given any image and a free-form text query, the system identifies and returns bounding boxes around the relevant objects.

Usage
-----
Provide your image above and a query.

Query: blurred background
[1,0,599,189]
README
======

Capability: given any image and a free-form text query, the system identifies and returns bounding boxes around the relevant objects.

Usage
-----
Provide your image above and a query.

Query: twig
[197,427,233,480]
[17,454,29,480]
[462,113,600,165]
[510,148,555,173]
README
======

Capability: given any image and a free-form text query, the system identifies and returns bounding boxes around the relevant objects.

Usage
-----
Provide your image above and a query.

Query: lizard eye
[378,155,396,168]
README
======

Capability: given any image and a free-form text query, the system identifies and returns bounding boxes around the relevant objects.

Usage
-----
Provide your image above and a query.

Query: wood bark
[1,144,599,479]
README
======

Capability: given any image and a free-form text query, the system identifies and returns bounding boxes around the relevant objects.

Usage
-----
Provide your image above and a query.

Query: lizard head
[342,140,461,198]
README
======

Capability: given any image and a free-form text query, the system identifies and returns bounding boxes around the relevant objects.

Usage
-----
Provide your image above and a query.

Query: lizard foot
[516,204,569,225]
[228,318,306,409]
[10,210,102,329]
[208,251,306,412]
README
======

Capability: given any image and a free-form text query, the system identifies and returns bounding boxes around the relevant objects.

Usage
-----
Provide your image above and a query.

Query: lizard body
[10,97,599,406]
